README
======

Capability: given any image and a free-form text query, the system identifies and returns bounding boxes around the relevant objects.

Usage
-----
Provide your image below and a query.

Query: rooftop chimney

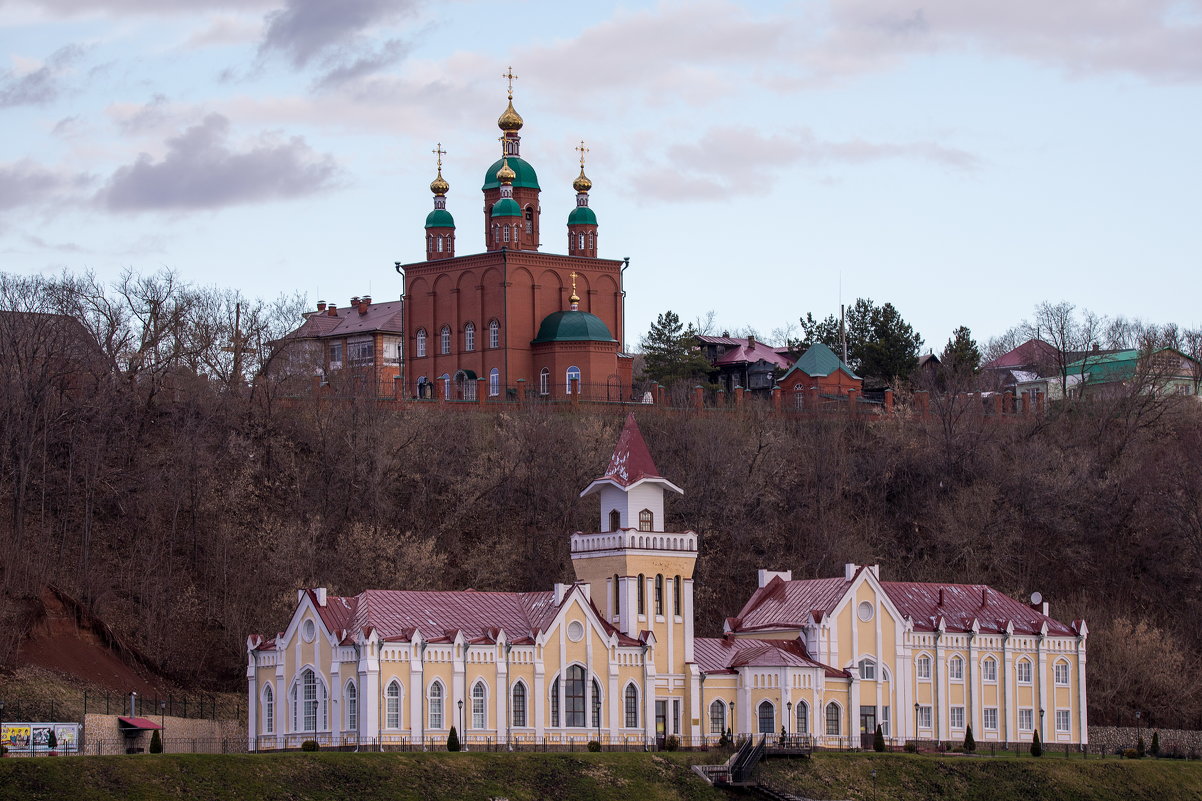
[327,304,338,317]
[938,588,945,606]
[357,297,369,315]
[748,334,756,349]
[350,296,359,306]
[844,563,857,581]
[316,300,326,312]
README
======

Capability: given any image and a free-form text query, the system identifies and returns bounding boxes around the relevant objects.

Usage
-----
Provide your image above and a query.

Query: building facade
[247,415,1087,748]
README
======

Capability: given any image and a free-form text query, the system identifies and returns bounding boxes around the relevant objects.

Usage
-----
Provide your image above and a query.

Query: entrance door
[655,701,667,748]
[860,706,877,749]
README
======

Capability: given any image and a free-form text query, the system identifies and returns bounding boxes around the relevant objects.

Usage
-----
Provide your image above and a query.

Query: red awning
[117,716,163,730]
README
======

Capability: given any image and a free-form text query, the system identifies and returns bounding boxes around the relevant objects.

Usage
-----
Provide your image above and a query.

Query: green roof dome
[568,206,597,226]
[424,208,455,228]
[491,197,522,218]
[532,310,616,344]
[483,157,539,190]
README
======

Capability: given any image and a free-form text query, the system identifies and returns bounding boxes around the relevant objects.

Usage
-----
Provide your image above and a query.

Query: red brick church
[398,73,633,402]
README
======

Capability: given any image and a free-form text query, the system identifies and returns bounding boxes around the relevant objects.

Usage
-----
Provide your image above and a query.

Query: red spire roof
[602,413,663,487]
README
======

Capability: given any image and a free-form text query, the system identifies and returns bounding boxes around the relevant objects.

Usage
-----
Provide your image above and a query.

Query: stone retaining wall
[1089,726,1202,757]
[82,713,243,755]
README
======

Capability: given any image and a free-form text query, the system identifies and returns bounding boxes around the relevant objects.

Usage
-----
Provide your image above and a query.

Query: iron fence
[82,692,223,720]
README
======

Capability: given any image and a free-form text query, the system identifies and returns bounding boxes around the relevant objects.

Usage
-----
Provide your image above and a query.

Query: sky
[1,0,1200,352]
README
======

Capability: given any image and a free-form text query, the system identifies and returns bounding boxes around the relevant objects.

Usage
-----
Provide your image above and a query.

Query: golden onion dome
[572,166,592,194]
[497,99,524,132]
[429,168,449,196]
[496,158,516,184]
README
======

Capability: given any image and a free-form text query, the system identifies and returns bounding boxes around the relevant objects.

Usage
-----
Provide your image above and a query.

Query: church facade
[247,415,1087,749]
[399,74,633,403]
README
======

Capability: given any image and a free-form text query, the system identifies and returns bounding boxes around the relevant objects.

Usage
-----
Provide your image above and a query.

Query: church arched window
[758,701,775,733]
[511,682,527,727]
[566,365,581,394]
[415,329,427,358]
[436,236,444,253]
[624,684,639,728]
[654,574,664,616]
[503,226,511,243]
[488,319,500,349]
[525,206,534,235]
[637,573,645,615]
[384,680,400,729]
[539,368,550,396]
[639,509,653,532]
[262,684,274,734]
[345,680,358,732]
[464,321,475,352]
[609,509,621,532]
[578,234,585,250]
[489,368,499,397]
[428,681,444,729]
[674,574,682,616]
[471,681,487,729]
[440,325,451,354]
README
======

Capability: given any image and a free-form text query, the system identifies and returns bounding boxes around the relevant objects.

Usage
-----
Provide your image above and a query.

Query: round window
[302,619,316,642]
[857,601,874,622]
[567,620,585,642]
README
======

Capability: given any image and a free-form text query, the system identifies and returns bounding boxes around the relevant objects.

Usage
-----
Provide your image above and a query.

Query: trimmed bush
[904,741,918,754]
[663,735,680,751]
[1137,736,1147,758]
[963,725,976,753]
[1124,749,1141,759]
[1030,730,1042,757]
[148,730,162,754]
[300,740,319,752]
[873,724,886,752]
[447,726,461,752]
[587,740,601,752]
[1151,731,1160,757]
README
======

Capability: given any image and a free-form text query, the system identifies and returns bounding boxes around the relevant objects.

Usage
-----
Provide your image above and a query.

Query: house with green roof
[776,343,862,407]
[1061,347,1200,398]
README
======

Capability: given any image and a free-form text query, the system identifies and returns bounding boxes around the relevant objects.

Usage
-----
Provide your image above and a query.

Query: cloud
[631,125,978,201]
[182,14,264,49]
[259,0,415,68]
[0,44,87,107]
[97,113,342,212]
[0,159,93,211]
[0,0,274,16]
[312,38,408,90]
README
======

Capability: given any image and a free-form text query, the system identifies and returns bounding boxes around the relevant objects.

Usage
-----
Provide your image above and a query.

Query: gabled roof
[277,301,404,343]
[697,335,793,370]
[981,338,1059,370]
[694,636,847,678]
[1063,348,1197,384]
[779,343,859,381]
[581,414,683,496]
[732,575,852,631]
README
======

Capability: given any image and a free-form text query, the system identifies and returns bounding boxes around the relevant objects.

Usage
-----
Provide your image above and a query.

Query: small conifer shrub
[447,726,461,752]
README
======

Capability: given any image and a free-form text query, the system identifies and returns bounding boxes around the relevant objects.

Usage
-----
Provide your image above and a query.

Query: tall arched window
[825,703,841,736]
[440,325,451,354]
[796,700,809,735]
[611,573,620,617]
[578,234,585,250]
[503,226,511,242]
[624,684,639,728]
[983,656,998,682]
[637,573,645,615]
[511,682,527,727]
[551,678,559,727]
[525,206,534,235]
[464,322,476,351]
[654,574,664,615]
[436,236,444,253]
[758,701,775,733]
[488,319,500,349]
[565,365,581,394]
[416,329,427,358]
[710,700,726,734]
[262,685,274,734]
[346,681,359,732]
[673,575,682,616]
[949,655,964,680]
[565,665,586,727]
[385,680,401,729]
[472,681,487,729]
[539,368,550,396]
[489,368,500,397]
[639,509,653,532]
[429,681,444,729]
[591,679,602,728]
[609,509,621,532]
[292,668,326,732]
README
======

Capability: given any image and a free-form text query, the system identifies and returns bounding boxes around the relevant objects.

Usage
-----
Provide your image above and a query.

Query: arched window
[591,679,602,728]
[416,329,427,358]
[550,677,559,727]
[578,234,585,250]
[673,575,682,616]
[525,206,534,235]
[428,681,444,729]
[1016,658,1033,684]
[611,573,620,617]
[503,226,511,242]
[983,657,998,682]
[488,319,500,349]
[385,680,401,729]
[949,655,964,680]
[916,654,932,680]
[262,685,274,734]
[609,509,621,532]
[709,700,726,734]
[639,509,653,532]
[511,682,527,727]
[637,573,645,615]
[291,668,327,732]
[825,703,841,736]
[464,322,475,352]
[758,701,775,733]
[565,665,586,727]
[858,658,877,681]
[346,680,359,731]
[565,365,581,394]
[539,368,550,396]
[440,325,451,354]
[488,367,500,397]
[796,700,809,735]
[436,236,444,253]
[472,681,487,729]
[624,684,639,728]
[654,574,664,615]
[1054,659,1070,686]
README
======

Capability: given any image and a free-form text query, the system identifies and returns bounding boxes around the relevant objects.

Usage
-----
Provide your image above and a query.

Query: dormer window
[638,509,653,532]
[609,509,621,532]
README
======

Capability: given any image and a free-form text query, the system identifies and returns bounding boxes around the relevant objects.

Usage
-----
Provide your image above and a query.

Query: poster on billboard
[2,723,80,752]
[2,725,32,750]
[54,724,79,752]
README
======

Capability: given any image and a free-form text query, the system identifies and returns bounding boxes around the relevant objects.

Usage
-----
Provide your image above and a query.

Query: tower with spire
[425,143,455,261]
[482,67,540,251]
[567,140,599,258]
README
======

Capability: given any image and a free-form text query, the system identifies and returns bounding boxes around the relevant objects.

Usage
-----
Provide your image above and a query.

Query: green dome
[482,157,540,190]
[532,310,616,344]
[491,197,522,218]
[567,206,597,226]
[424,208,455,228]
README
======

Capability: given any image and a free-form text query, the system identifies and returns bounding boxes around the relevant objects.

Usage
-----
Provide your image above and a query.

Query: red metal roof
[117,716,163,730]
[277,301,404,343]
[733,576,852,630]
[694,636,846,678]
[699,335,794,370]
[981,338,1059,370]
[601,413,663,487]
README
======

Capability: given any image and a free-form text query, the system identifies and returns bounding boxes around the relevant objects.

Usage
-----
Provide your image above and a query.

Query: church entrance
[860,706,877,749]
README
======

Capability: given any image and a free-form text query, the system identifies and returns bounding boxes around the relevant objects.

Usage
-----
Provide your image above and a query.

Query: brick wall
[82,713,244,755]
[1089,725,1202,757]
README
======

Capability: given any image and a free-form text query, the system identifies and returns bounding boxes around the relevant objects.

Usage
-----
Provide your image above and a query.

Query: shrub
[148,730,162,754]
[47,730,58,753]
[447,726,461,752]
[1124,748,1141,759]
[587,740,601,752]
[663,735,680,751]
[873,724,886,752]
[300,740,319,752]
[1030,730,1042,757]
[963,725,975,753]
[904,741,918,754]
[1151,731,1160,757]
[1136,736,1146,758]
[718,728,732,748]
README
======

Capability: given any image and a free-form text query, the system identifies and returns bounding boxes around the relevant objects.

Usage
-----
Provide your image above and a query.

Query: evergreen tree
[639,311,712,386]
[447,725,461,752]
[1151,730,1160,757]
[941,326,982,375]
[873,724,886,752]
[796,299,922,384]
[963,725,975,752]
[149,729,162,754]
[1137,735,1146,758]
[47,730,57,753]
[1030,730,1042,757]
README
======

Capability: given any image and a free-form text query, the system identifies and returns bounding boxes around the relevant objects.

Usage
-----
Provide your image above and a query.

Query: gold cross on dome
[570,271,578,293]
[432,143,446,169]
[576,140,589,168]
[502,66,518,99]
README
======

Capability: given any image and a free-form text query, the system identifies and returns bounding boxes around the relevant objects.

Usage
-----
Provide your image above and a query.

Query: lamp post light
[458,699,465,752]
[1136,710,1142,750]
[786,702,793,745]
[595,695,602,745]
[729,701,735,741]
[1039,708,1045,743]
[160,701,166,753]
[871,768,878,801]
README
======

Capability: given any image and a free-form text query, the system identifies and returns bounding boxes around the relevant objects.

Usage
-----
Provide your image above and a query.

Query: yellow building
[247,414,1087,748]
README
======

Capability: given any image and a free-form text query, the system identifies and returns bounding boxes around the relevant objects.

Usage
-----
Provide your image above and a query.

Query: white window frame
[709,699,726,735]
[385,680,401,729]
[949,656,964,681]
[382,336,400,366]
[757,700,775,734]
[565,365,581,394]
[488,319,500,349]
[917,705,933,730]
[262,685,274,734]
[1054,661,1070,686]
[489,368,499,397]
[539,368,550,396]
[983,707,998,731]
[1055,709,1071,733]
[796,700,809,735]
[472,681,487,729]
[982,657,997,683]
[824,702,841,736]
[916,654,932,681]
[858,658,876,681]
[1019,708,1034,731]
[346,680,358,732]
[511,681,528,728]
[624,683,639,728]
[950,706,965,730]
[464,322,475,352]
[440,325,451,354]
[428,681,444,729]
[416,329,427,358]
[1016,659,1033,685]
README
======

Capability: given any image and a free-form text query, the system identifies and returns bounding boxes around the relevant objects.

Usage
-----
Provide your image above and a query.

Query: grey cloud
[98,113,342,212]
[0,159,92,211]
[0,44,86,108]
[116,93,173,134]
[260,0,414,68]
[312,38,408,90]
[0,0,274,15]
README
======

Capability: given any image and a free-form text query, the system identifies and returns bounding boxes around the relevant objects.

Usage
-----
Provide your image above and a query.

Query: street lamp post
[786,701,793,745]
[160,701,166,753]
[729,701,735,741]
[458,700,464,752]
[871,768,878,801]
[1039,708,1045,744]
[1136,710,1142,751]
